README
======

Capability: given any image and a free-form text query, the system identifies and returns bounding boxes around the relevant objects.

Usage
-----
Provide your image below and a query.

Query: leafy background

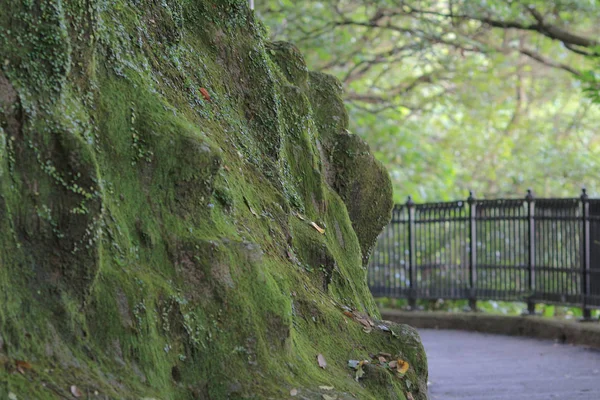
[258,0,600,203]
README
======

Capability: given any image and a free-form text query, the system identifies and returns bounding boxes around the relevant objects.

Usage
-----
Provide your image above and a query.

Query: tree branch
[518,47,581,76]
[400,3,599,53]
[345,73,435,104]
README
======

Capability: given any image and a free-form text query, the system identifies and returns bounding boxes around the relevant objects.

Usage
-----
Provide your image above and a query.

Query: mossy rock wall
[0,1,427,399]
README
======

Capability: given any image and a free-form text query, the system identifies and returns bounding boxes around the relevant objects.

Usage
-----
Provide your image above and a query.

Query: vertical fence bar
[581,189,592,320]
[407,196,417,309]
[526,190,536,314]
[468,192,477,310]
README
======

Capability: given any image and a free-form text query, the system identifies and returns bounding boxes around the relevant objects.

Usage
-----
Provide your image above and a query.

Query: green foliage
[580,49,600,104]
[259,0,600,202]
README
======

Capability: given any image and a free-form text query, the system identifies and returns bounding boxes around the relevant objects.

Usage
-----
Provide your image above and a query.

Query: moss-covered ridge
[0,1,426,399]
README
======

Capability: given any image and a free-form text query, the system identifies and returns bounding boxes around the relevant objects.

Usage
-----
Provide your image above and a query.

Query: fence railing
[367,189,600,319]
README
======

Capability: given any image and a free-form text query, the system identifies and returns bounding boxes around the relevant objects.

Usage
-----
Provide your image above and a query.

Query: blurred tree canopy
[258,0,600,202]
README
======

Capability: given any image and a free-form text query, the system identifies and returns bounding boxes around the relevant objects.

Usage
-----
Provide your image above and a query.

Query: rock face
[0,1,426,399]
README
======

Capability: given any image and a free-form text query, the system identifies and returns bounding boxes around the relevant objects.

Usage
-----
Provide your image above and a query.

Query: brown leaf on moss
[317,353,327,369]
[200,87,211,102]
[397,359,409,375]
[354,311,374,326]
[70,385,82,398]
[406,392,415,400]
[389,360,398,369]
[15,360,32,374]
[340,307,380,334]
[310,221,325,234]
[356,317,370,328]
[243,196,259,217]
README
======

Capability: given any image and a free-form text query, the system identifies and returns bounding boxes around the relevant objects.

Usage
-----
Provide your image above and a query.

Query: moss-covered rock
[306,71,394,266]
[0,1,426,399]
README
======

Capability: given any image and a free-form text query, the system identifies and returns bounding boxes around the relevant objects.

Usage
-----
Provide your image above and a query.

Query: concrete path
[419,329,600,400]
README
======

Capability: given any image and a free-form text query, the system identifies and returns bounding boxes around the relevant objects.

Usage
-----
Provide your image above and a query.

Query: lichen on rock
[0,1,426,399]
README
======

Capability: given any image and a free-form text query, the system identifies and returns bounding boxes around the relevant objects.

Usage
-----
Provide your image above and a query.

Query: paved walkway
[419,329,600,400]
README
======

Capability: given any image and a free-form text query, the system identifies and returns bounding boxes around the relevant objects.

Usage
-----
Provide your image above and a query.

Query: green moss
[0,1,426,399]
[266,41,310,89]
[306,71,394,266]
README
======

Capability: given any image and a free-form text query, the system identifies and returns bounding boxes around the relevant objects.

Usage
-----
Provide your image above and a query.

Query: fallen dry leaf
[319,386,334,390]
[379,352,392,358]
[378,356,387,364]
[406,393,415,400]
[317,353,327,369]
[322,395,337,400]
[397,359,409,375]
[70,385,82,398]
[389,360,398,369]
[346,309,376,329]
[290,388,298,396]
[15,360,32,374]
[243,197,259,217]
[199,87,211,102]
[356,317,371,329]
[310,221,325,234]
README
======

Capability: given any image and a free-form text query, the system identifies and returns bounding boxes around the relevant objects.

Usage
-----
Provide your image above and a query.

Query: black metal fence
[368,190,600,318]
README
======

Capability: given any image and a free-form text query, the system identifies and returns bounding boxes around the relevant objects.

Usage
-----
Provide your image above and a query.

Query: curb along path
[419,329,600,400]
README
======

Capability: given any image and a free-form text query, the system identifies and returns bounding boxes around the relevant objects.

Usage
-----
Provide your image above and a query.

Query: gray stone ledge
[381,309,600,348]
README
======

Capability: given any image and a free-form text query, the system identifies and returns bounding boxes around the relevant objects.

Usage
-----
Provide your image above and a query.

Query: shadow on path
[419,329,600,400]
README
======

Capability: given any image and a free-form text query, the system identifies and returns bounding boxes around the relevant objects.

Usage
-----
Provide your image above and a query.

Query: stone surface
[420,328,600,400]
[382,309,600,348]
[0,1,424,399]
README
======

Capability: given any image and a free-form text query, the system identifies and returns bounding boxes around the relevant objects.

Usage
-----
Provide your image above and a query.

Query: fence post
[581,188,592,320]
[526,189,536,315]
[407,196,417,309]
[467,192,477,311]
